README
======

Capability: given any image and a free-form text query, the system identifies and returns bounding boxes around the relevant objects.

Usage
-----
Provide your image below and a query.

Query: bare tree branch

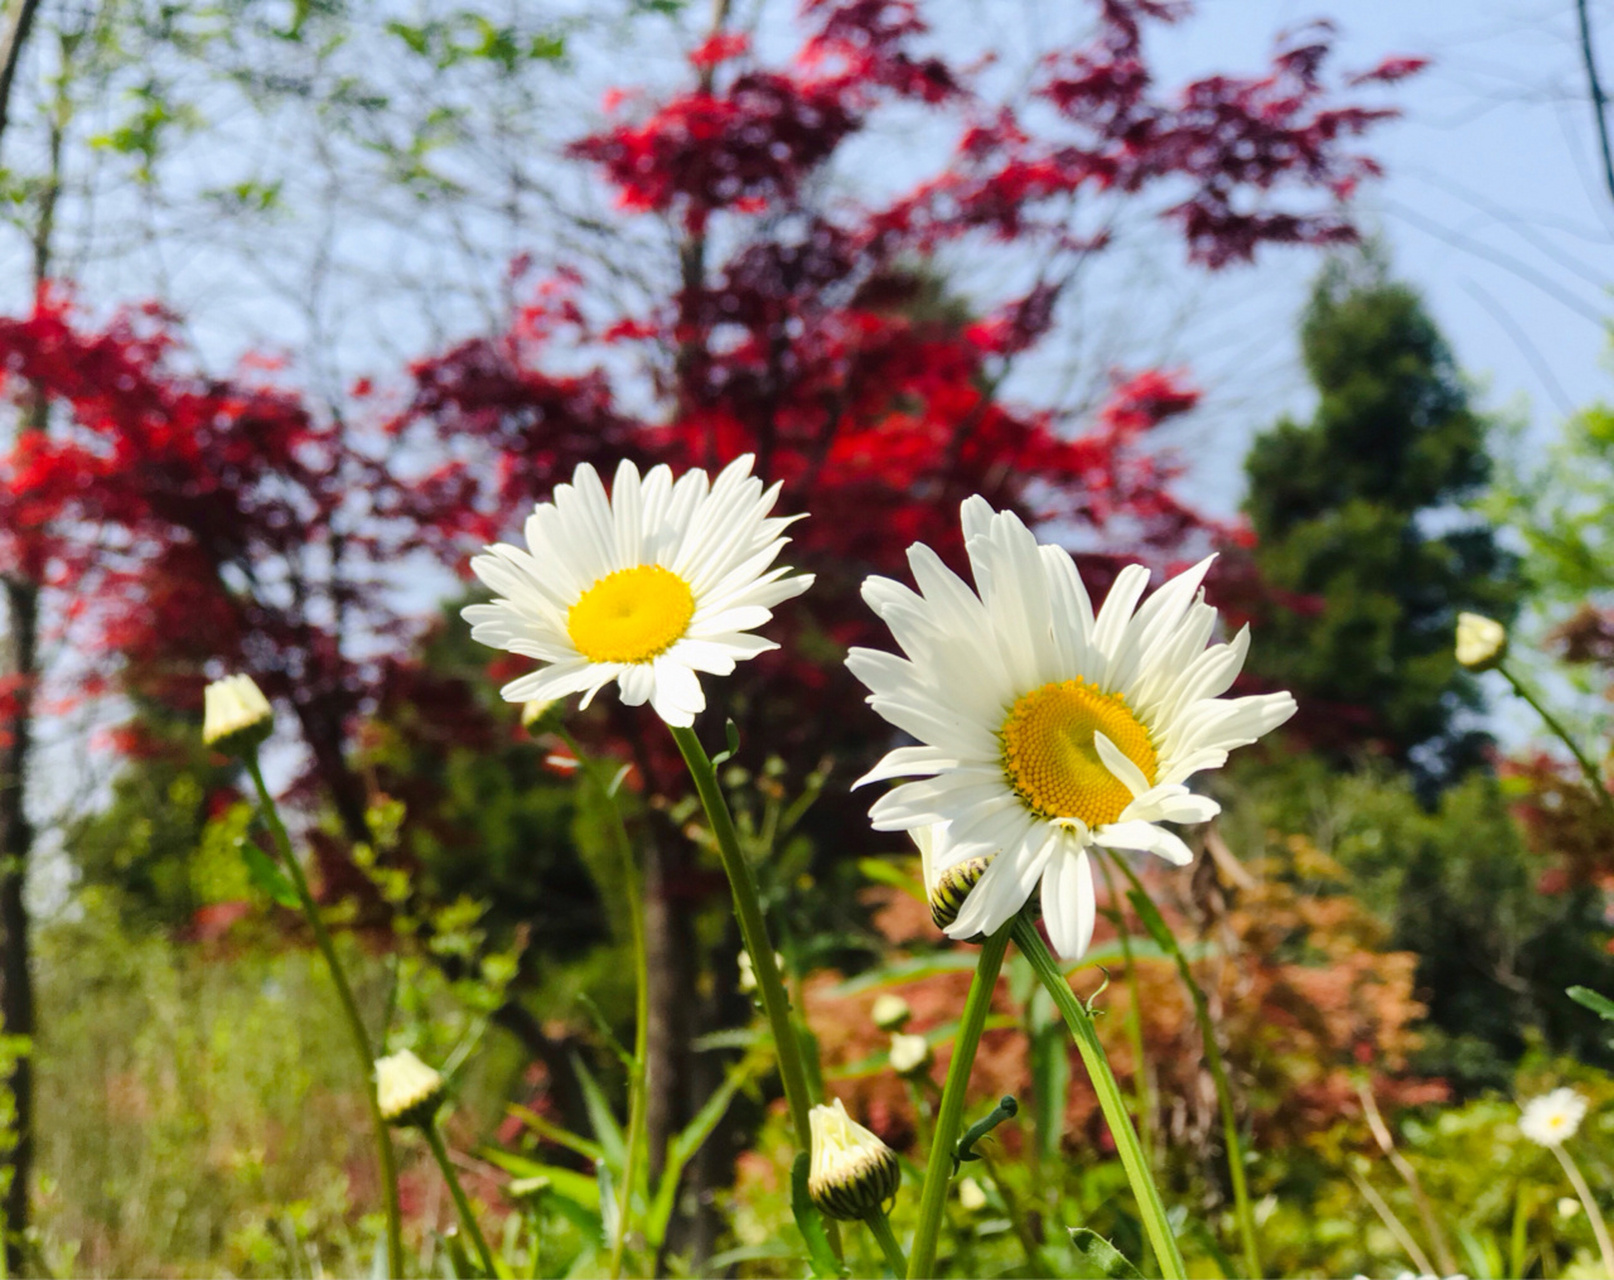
[1576,0,1614,210]
[0,0,41,151]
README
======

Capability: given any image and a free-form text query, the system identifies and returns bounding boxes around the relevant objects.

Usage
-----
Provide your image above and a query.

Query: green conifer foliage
[1242,253,1520,788]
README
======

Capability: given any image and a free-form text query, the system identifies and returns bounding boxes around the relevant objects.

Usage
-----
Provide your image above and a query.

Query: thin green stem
[864,1209,909,1276]
[667,724,828,1251]
[1554,1141,1614,1277]
[906,921,1013,1279]
[1097,855,1153,1163]
[1501,664,1614,815]
[425,1122,498,1277]
[560,730,648,1280]
[978,1149,1047,1273]
[1011,916,1186,1280]
[1109,854,1259,1278]
[244,756,403,1277]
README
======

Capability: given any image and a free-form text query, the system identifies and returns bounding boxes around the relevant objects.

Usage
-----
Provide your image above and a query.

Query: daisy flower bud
[203,674,274,755]
[737,949,784,994]
[957,1176,988,1212]
[870,994,911,1032]
[375,1049,447,1129]
[521,698,565,735]
[888,1032,932,1078]
[1455,612,1508,672]
[914,826,992,940]
[807,1098,900,1221]
[1519,1087,1588,1147]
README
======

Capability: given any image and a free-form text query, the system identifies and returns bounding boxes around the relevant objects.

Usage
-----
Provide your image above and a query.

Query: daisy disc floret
[1520,1087,1589,1147]
[849,498,1296,960]
[463,455,812,728]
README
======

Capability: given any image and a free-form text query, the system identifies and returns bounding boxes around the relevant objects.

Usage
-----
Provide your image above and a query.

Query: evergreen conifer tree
[1242,251,1519,789]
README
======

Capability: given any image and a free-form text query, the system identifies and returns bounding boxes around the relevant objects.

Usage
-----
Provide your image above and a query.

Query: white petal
[1041,846,1097,960]
[1094,731,1151,799]
[648,657,705,727]
[1092,820,1194,867]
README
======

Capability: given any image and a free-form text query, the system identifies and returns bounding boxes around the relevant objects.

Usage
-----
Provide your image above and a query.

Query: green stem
[245,756,403,1277]
[1109,854,1258,1278]
[906,921,1013,1279]
[1097,855,1153,1163]
[425,1121,498,1277]
[864,1209,909,1276]
[978,1149,1047,1274]
[1011,916,1186,1280]
[561,731,648,1280]
[667,725,828,1246]
[1501,664,1614,814]
[1554,1141,1614,1278]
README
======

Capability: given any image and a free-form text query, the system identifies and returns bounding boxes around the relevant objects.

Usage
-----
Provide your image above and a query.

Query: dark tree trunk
[0,574,36,1276]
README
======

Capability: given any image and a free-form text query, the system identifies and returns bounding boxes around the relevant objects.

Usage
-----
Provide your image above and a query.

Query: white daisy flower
[848,497,1296,960]
[1520,1087,1589,1147]
[463,455,812,728]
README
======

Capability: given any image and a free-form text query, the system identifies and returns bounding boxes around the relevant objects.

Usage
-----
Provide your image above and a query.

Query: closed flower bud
[737,948,785,994]
[957,1176,988,1212]
[914,825,993,942]
[375,1049,447,1128]
[521,698,565,735]
[888,1032,932,1078]
[871,994,911,1032]
[807,1098,900,1221]
[1455,612,1508,672]
[203,674,274,755]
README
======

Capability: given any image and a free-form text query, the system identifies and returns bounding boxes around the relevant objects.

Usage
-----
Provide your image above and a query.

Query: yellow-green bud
[375,1049,447,1128]
[521,699,565,735]
[871,994,911,1032]
[1455,612,1508,672]
[888,1032,932,1079]
[807,1098,900,1221]
[202,674,274,755]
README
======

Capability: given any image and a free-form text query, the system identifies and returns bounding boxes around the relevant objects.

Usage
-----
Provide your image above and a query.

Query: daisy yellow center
[567,565,695,664]
[999,679,1156,827]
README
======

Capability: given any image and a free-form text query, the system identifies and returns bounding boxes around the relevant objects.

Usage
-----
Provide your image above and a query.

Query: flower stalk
[864,1208,908,1276]
[1011,914,1186,1280]
[561,729,648,1280]
[243,755,403,1277]
[1553,1141,1614,1276]
[668,723,830,1248]
[905,919,1013,1279]
[1109,852,1259,1278]
[424,1120,498,1277]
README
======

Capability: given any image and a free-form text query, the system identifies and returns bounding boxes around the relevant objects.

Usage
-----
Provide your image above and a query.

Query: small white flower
[464,456,812,728]
[375,1049,447,1127]
[807,1098,900,1220]
[202,674,274,752]
[888,1032,932,1078]
[849,499,1295,959]
[957,1176,988,1212]
[870,994,911,1032]
[1559,1196,1583,1218]
[1455,612,1508,672]
[1520,1087,1589,1146]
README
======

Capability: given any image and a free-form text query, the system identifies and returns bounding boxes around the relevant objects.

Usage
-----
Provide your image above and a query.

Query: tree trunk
[0,573,36,1276]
